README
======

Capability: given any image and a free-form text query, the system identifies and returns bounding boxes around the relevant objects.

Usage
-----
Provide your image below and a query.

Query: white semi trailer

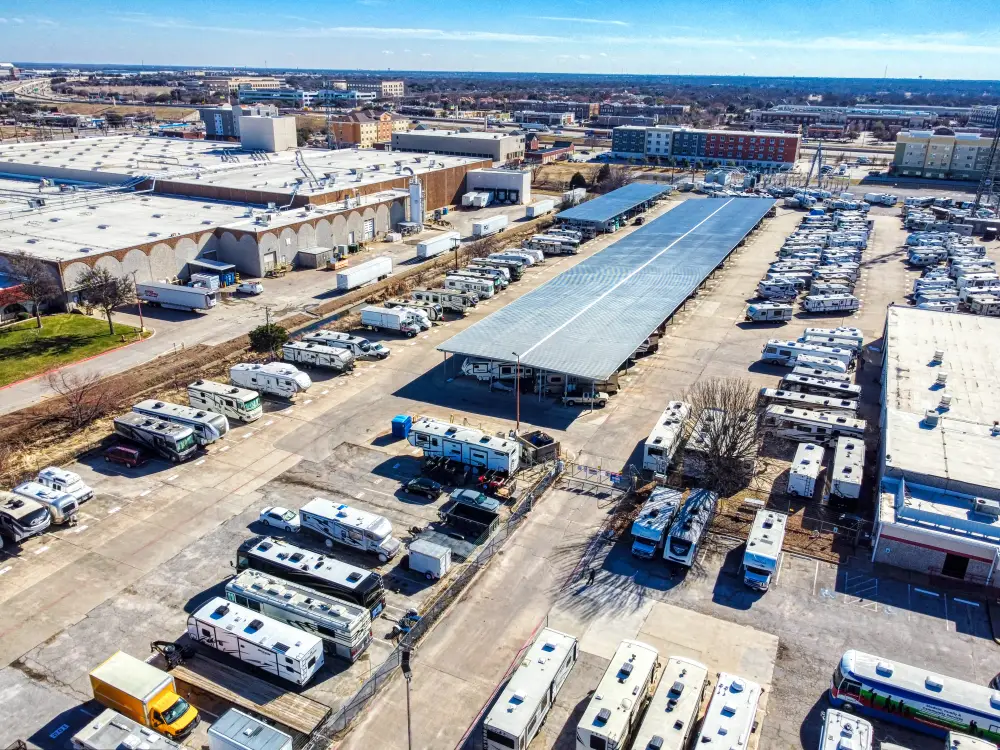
[136,282,217,311]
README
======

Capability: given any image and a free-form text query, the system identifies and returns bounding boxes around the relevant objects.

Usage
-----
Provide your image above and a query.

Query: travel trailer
[444,274,495,299]
[482,628,578,750]
[968,294,1000,316]
[745,302,794,322]
[298,498,401,562]
[757,280,799,301]
[0,491,52,542]
[642,401,691,474]
[575,640,659,750]
[230,362,312,399]
[385,298,444,321]
[630,656,709,750]
[694,674,762,749]
[802,294,860,313]
[12,481,78,525]
[112,413,199,462]
[787,442,825,497]
[186,597,325,686]
[282,341,356,373]
[132,400,229,446]
[407,416,520,474]
[663,488,719,567]
[793,355,850,375]
[187,380,262,424]
[742,509,788,591]
[761,339,855,369]
[829,436,864,502]
[631,487,683,559]
[761,405,865,445]
[411,288,478,313]
[302,331,391,359]
[780,373,862,399]
[758,388,858,415]
[802,326,863,349]
[225,568,372,662]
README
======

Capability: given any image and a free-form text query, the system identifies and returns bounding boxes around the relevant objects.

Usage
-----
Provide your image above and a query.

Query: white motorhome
[761,339,855,369]
[113,413,199,462]
[411,288,477,313]
[802,327,863,349]
[444,274,495,299]
[779,373,861,399]
[663,488,719,567]
[483,628,578,750]
[302,331,391,360]
[694,674,762,749]
[12,481,78,525]
[742,509,787,591]
[0,492,51,542]
[186,597,325,686]
[575,640,659,750]
[642,401,691,474]
[407,416,520,474]
[631,487,683,559]
[230,363,311,400]
[298,498,402,562]
[802,294,860,313]
[745,302,794,322]
[759,388,858,415]
[788,442,825,498]
[282,341,356,373]
[187,380,263,424]
[36,466,93,504]
[829,436,864,502]
[225,568,372,662]
[757,280,799,301]
[630,656,709,750]
[133,399,229,446]
[762,405,866,445]
[819,709,873,750]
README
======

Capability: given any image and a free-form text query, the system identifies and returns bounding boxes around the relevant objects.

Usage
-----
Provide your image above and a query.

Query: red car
[104,444,148,468]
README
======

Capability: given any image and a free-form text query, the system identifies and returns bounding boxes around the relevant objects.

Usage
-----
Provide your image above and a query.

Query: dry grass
[41,101,199,120]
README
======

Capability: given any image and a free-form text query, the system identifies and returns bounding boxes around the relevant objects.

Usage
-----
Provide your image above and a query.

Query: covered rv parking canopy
[438,197,775,383]
[554,182,673,233]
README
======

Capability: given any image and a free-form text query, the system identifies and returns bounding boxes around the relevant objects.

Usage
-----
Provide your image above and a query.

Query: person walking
[587,568,596,586]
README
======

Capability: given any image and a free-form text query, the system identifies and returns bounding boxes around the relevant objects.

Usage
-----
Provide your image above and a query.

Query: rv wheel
[425,572,434,581]
[406,331,416,338]
[598,400,607,408]
[378,553,388,563]
[325,539,333,549]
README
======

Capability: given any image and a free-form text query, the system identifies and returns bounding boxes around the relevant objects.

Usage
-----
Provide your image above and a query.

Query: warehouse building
[390,129,525,164]
[892,130,998,180]
[874,306,1000,586]
[750,104,938,132]
[466,168,531,205]
[440,197,774,391]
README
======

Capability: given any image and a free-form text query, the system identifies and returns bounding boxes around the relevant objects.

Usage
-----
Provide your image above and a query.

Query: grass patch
[0,314,145,387]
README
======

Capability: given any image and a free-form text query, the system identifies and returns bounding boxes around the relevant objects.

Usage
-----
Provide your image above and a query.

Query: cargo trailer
[136,282,216,312]
[336,256,392,291]
[416,231,460,259]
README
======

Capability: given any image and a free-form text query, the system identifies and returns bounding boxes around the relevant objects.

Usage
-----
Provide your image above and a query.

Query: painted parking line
[321,390,330,396]
[67,525,89,535]
[0,566,12,576]
[107,507,120,515]
[34,545,49,555]
[195,459,206,466]
[219,445,230,452]
[264,420,274,426]
[953,597,980,607]
[166,474,179,481]
[303,399,313,405]
[139,489,151,497]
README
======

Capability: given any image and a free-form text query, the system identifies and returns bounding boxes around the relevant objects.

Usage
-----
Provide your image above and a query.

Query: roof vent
[936,372,948,387]
[932,349,945,364]
[923,409,940,428]
[939,393,952,410]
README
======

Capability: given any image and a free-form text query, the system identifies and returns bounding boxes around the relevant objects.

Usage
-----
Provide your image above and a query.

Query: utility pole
[512,351,521,434]
[265,305,274,360]
[402,646,413,750]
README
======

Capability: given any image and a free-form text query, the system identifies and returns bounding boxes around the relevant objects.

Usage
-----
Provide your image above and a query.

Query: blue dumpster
[391,415,413,439]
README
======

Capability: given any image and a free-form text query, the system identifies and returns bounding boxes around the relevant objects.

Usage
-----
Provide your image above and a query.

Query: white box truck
[472,215,509,238]
[525,199,555,218]
[416,231,460,259]
[136,282,217,312]
[788,442,825,497]
[360,306,422,337]
[336,256,392,291]
[407,539,452,580]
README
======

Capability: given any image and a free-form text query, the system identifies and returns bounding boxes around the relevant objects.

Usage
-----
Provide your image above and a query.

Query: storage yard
[3,139,1000,750]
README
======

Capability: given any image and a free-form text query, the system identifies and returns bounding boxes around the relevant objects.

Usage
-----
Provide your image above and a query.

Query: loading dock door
[263,252,277,272]
[363,219,375,241]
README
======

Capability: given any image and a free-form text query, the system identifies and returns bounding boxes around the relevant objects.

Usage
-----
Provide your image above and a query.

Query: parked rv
[411,288,477,313]
[360,306,422,337]
[302,330,391,359]
[133,399,229,445]
[299,497,402,562]
[36,466,93,504]
[761,339,855,369]
[829,436,864,503]
[761,405,865,444]
[282,341,356,373]
[407,416,520,474]
[0,491,52,542]
[188,380,262,424]
[819,710,873,750]
[230,362,312,400]
[457,266,508,289]
[746,302,794,322]
[12,481,78,525]
[802,327,863,349]
[663,488,719,566]
[695,674,762,748]
[802,294,860,314]
[788,442,825,497]
[757,280,799,301]
[759,387,858,415]
[743,509,787,591]
[444,274,496,299]
[793,354,850,375]
[468,258,523,281]
[631,657,708,750]
[630,487,683,559]
[112,413,199,462]
[642,401,691,474]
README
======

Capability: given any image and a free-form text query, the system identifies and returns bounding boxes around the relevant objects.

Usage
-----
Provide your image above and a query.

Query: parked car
[450,488,500,513]
[237,281,264,295]
[634,216,645,226]
[404,477,443,500]
[562,391,610,408]
[103,444,149,468]
[258,506,300,532]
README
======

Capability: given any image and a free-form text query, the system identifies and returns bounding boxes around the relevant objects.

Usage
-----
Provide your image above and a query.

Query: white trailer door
[363,219,375,240]
[263,252,277,272]
[468,448,488,468]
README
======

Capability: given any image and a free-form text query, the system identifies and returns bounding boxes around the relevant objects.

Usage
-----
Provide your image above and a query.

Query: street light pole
[512,351,520,435]
[130,271,144,333]
[402,646,413,750]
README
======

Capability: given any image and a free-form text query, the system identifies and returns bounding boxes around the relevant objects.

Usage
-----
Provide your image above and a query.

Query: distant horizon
[1,0,997,79]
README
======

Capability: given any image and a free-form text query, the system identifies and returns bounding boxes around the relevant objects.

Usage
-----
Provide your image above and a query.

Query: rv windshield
[175,434,196,453]
[745,565,771,578]
[161,697,192,725]
[358,341,371,352]
[243,396,261,411]
[669,538,693,557]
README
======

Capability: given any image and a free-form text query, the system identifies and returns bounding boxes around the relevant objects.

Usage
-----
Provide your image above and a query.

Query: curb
[0,327,155,393]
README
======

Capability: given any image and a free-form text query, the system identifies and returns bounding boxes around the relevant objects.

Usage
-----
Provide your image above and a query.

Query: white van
[187,379,263,424]
[230,362,311,400]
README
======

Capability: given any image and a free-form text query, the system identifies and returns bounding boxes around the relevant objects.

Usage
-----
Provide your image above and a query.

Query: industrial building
[204,76,282,93]
[506,100,599,122]
[892,130,998,180]
[465,168,532,205]
[969,105,1000,128]
[344,80,405,99]
[874,306,1000,586]
[390,129,525,164]
[198,104,280,141]
[439,197,774,385]
[599,102,690,118]
[513,111,575,127]
[612,125,800,168]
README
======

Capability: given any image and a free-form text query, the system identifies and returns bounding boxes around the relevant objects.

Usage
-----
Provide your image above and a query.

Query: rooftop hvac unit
[974,498,1000,517]
[932,349,945,364]
[923,409,940,427]
[936,372,948,387]
[939,393,952,409]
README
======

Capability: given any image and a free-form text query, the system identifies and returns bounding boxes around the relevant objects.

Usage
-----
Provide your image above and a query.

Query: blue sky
[1,0,998,78]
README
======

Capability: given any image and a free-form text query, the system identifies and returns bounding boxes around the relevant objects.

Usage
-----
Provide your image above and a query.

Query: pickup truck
[562,391,610,408]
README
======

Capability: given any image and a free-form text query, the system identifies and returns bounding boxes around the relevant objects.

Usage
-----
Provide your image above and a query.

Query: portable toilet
[391,415,413,439]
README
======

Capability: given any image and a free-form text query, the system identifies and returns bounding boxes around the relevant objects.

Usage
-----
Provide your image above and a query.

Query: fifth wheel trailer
[407,416,520,474]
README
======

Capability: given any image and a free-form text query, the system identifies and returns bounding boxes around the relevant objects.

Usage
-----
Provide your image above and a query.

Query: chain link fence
[303,461,562,749]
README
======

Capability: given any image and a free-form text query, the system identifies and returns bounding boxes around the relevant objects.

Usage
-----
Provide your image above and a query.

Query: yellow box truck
[89,651,199,739]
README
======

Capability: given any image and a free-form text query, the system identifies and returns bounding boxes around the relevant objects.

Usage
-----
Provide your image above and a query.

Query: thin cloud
[11,17,24,23]
[0,18,7,23]
[534,15,629,27]
[421,52,432,57]
[382,49,393,55]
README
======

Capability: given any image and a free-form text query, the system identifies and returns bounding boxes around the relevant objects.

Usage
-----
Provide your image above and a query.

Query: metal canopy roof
[188,258,236,272]
[554,182,672,224]
[439,197,775,381]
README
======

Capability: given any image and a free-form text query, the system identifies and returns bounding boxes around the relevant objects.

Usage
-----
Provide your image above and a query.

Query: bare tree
[680,378,764,496]
[6,251,60,329]
[77,266,135,336]
[47,370,121,429]
[595,165,634,194]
